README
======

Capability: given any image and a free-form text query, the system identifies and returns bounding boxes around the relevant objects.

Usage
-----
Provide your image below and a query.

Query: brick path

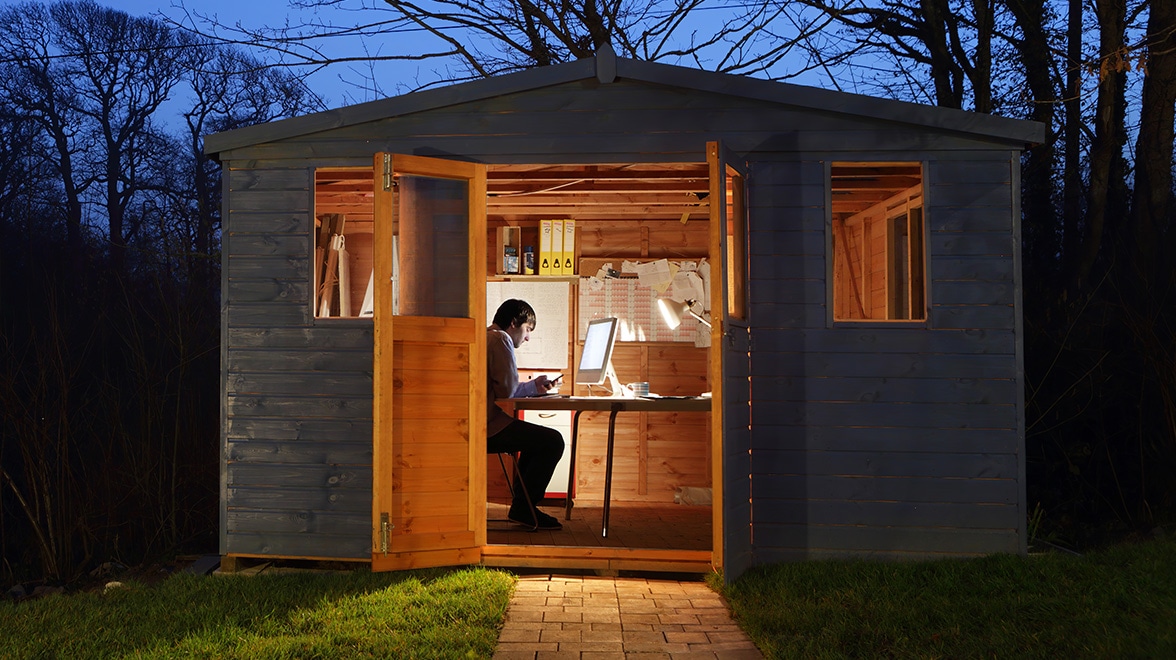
[493,574,764,659]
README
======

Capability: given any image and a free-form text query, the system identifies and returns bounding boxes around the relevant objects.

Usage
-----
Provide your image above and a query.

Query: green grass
[0,566,515,659]
[6,539,1174,659]
[715,537,1176,659]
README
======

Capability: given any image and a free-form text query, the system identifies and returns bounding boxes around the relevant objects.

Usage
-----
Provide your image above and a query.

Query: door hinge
[382,153,393,191]
[379,513,392,554]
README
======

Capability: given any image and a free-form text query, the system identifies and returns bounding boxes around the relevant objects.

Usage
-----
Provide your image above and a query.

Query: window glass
[831,163,925,322]
[313,168,375,318]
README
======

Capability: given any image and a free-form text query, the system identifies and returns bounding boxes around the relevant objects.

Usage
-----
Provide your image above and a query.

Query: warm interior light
[657,297,711,329]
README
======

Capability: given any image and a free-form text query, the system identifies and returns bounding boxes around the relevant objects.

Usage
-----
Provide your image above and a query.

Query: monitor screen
[576,317,619,385]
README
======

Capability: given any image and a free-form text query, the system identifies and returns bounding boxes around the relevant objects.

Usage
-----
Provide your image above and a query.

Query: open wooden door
[371,153,487,571]
[708,141,752,582]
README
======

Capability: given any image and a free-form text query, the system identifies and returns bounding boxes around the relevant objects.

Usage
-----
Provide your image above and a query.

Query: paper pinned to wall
[487,280,570,369]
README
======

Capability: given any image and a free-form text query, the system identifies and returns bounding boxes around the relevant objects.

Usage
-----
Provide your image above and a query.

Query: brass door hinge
[379,513,392,554]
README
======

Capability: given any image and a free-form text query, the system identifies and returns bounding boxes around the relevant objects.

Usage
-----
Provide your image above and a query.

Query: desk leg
[565,410,584,521]
[601,404,621,537]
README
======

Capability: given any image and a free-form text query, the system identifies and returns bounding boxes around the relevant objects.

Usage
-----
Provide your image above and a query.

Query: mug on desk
[627,381,650,397]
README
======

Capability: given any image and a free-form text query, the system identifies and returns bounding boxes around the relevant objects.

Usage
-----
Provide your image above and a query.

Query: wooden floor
[486,500,712,551]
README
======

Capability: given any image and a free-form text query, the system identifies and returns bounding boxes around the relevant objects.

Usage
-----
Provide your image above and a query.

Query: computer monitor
[576,317,619,388]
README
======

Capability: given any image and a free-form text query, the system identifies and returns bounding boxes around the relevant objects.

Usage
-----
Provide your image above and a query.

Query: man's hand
[533,374,562,393]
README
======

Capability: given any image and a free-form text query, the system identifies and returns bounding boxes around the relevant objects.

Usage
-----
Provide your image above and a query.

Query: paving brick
[494,574,764,659]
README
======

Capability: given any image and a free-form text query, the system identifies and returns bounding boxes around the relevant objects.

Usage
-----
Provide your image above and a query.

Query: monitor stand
[584,364,627,397]
[601,364,627,398]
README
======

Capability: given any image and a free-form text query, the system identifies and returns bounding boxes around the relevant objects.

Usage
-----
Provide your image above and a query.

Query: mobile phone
[549,373,564,383]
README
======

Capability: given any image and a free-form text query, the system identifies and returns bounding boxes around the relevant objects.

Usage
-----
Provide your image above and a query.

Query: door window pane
[396,174,469,318]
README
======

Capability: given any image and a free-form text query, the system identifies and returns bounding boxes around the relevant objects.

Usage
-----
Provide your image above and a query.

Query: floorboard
[486,501,711,551]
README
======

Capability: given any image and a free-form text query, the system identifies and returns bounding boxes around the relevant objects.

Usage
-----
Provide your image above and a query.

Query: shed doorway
[313,148,737,574]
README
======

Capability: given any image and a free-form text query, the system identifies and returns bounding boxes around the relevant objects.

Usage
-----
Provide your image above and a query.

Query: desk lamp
[656,298,712,330]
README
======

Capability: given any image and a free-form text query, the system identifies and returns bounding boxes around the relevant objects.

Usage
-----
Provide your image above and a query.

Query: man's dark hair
[493,299,537,329]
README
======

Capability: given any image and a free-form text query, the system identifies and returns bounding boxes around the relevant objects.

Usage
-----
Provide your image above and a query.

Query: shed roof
[204,46,1044,156]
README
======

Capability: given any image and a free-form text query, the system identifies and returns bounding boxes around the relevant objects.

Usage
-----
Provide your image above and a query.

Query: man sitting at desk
[487,299,564,530]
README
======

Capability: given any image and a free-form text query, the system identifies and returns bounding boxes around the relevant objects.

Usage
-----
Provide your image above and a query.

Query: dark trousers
[488,419,564,514]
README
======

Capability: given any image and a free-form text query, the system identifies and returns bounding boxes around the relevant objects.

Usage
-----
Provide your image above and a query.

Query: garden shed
[205,46,1042,580]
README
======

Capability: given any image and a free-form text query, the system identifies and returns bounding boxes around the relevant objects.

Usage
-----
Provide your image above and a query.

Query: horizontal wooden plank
[394,343,469,371]
[226,440,372,465]
[748,230,826,258]
[748,303,827,328]
[393,466,470,493]
[929,232,1014,257]
[228,167,311,192]
[749,255,826,280]
[228,348,372,371]
[225,417,372,442]
[753,500,1018,529]
[228,325,372,349]
[227,212,308,234]
[225,531,369,559]
[748,280,826,305]
[227,394,372,420]
[747,161,827,185]
[928,183,1013,208]
[227,463,372,489]
[926,207,1014,232]
[227,234,309,257]
[754,448,1018,479]
[750,474,1019,504]
[390,393,470,420]
[393,417,470,444]
[930,305,1016,329]
[745,183,826,210]
[749,351,1017,379]
[231,189,311,213]
[751,327,1015,354]
[750,400,1018,430]
[752,375,1018,405]
[754,523,1020,556]
[226,485,371,512]
[931,256,1015,281]
[225,279,310,304]
[228,372,372,397]
[225,302,311,327]
[932,281,1015,306]
[226,509,370,535]
[227,254,311,280]
[750,425,1020,454]
[927,160,1010,185]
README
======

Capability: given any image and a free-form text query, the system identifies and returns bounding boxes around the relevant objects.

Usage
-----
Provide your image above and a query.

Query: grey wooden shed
[206,46,1042,579]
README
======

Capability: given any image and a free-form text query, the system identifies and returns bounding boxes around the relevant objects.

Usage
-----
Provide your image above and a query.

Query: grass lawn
[0,566,515,659]
[716,536,1176,659]
[2,538,1173,658]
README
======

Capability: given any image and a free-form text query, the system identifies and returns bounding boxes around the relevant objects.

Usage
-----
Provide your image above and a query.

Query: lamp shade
[657,297,690,330]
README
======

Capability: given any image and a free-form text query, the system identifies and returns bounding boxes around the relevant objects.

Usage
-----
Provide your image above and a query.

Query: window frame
[828,161,929,326]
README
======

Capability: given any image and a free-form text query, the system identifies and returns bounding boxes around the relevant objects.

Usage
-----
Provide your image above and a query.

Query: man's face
[506,320,533,348]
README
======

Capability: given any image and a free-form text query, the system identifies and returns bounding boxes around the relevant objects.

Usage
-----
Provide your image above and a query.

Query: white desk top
[506,395,711,412]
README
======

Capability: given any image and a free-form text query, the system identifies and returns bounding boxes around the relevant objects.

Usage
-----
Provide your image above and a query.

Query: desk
[508,396,711,537]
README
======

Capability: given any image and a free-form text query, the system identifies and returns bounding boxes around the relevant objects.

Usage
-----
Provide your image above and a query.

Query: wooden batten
[481,546,713,574]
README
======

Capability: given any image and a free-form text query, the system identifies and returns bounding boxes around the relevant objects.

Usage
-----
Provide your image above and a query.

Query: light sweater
[487,324,540,437]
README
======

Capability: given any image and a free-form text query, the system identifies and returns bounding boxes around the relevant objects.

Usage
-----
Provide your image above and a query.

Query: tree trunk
[1129,0,1176,272]
[1007,0,1058,277]
[1061,0,1083,287]
[1077,0,1129,291]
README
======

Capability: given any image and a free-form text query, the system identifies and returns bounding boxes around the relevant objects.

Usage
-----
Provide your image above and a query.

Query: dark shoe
[508,507,563,531]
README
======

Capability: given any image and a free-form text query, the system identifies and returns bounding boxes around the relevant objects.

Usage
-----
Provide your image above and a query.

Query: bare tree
[0,2,90,260]
[173,0,833,99]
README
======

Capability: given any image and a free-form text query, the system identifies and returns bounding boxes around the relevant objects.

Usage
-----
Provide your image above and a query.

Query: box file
[539,219,553,275]
[550,219,565,275]
[562,219,576,274]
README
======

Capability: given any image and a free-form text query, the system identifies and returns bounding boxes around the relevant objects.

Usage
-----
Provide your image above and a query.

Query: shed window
[830,163,925,322]
[313,169,375,318]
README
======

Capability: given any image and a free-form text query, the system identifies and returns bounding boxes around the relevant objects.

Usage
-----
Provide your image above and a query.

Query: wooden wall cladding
[570,343,711,504]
